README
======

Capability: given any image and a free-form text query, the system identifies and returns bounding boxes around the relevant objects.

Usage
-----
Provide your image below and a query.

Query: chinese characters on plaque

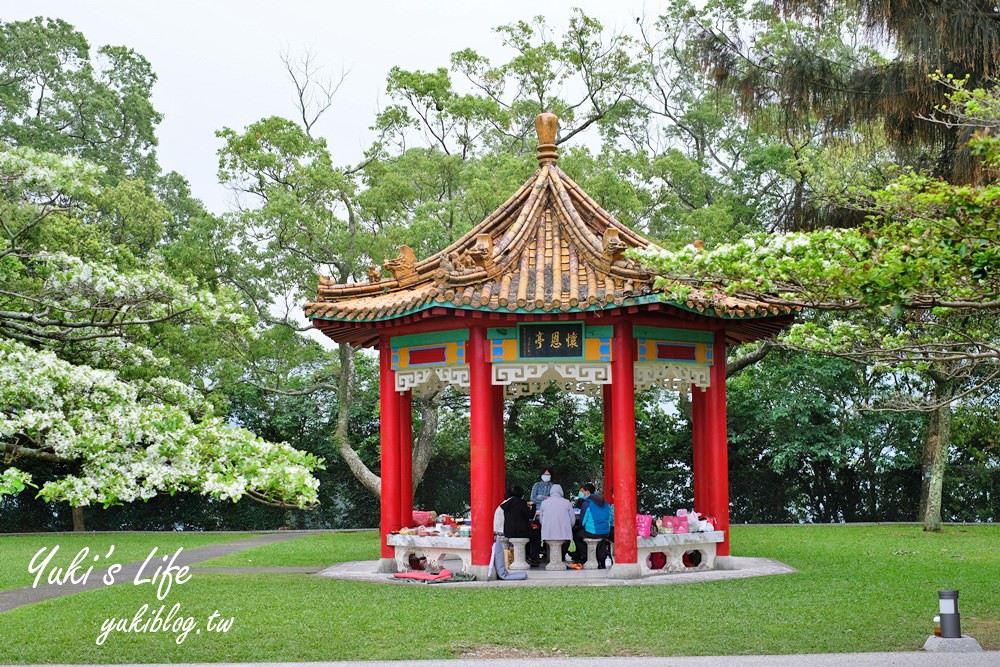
[518,323,584,358]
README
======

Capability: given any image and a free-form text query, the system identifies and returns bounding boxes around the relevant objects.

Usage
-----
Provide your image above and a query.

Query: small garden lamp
[938,589,961,639]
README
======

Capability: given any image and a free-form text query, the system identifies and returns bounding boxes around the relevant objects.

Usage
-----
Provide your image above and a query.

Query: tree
[633,0,1000,530]
[0,17,162,181]
[633,100,1000,364]
[0,147,324,522]
[0,338,321,509]
[702,1,1000,184]
[215,16,653,500]
[0,19,327,529]
[634,78,1000,529]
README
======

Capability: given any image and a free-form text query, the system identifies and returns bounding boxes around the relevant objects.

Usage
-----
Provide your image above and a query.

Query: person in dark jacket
[500,486,541,565]
[572,484,612,567]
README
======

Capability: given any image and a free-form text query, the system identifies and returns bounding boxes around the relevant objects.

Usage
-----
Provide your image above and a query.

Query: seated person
[500,485,541,565]
[572,484,612,567]
[540,484,576,562]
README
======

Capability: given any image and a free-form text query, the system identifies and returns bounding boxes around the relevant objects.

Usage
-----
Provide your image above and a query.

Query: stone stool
[507,537,530,570]
[544,540,566,571]
[583,538,604,570]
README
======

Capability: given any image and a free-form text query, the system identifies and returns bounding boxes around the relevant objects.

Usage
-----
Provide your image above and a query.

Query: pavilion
[304,113,794,579]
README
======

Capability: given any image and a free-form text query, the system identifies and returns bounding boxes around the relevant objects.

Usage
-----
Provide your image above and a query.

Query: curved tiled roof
[305,114,795,346]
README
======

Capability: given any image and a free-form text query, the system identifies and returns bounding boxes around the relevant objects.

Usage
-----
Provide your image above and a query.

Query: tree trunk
[332,343,381,496]
[918,375,954,531]
[411,390,441,489]
[71,505,85,532]
[726,340,773,378]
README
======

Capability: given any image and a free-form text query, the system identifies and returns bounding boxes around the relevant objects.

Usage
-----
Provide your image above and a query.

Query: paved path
[13,654,999,667]
[0,532,310,613]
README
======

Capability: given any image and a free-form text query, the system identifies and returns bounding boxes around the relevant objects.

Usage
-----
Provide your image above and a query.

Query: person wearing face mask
[529,467,553,515]
[572,483,611,567]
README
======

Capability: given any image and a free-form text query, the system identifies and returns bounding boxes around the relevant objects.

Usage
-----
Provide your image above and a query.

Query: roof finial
[535,112,558,165]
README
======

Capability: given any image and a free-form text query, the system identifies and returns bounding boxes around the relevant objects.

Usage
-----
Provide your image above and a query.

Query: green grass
[0,525,997,662]
[0,532,253,592]
[197,531,378,567]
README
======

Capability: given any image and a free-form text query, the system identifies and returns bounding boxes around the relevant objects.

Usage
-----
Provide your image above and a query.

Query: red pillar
[378,338,401,561]
[610,320,638,574]
[467,326,494,567]
[602,383,614,496]
[399,389,414,528]
[704,330,731,556]
[492,384,506,507]
[691,385,707,512]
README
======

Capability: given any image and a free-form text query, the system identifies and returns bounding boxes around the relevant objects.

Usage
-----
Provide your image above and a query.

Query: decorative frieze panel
[552,363,611,385]
[633,363,711,392]
[492,363,549,385]
[395,368,435,393]
[396,360,710,396]
[493,362,611,398]
[489,324,612,363]
[395,365,470,396]
[435,366,470,390]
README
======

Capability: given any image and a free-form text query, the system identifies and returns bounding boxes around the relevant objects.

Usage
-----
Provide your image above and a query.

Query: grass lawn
[197,530,378,567]
[0,533,253,592]
[0,524,997,662]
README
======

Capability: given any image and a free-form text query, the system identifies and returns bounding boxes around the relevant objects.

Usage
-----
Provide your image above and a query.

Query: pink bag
[663,516,688,533]
[636,514,654,538]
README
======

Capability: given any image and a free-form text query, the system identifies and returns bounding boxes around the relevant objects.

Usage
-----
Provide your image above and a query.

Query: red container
[411,510,435,527]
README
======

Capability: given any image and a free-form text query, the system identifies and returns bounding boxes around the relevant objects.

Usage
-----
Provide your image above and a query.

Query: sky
[7,0,653,215]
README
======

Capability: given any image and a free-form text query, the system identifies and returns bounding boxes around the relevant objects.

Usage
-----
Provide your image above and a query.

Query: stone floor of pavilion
[315,555,796,587]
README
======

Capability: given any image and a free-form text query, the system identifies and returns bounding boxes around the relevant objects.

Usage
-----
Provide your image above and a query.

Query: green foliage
[728,351,924,522]
[0,17,161,181]
[946,401,1000,521]
[0,21,327,520]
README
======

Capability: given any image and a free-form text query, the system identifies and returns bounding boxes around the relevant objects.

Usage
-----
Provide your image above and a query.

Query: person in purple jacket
[539,484,576,563]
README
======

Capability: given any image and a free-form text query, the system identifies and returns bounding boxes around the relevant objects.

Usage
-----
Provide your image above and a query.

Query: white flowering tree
[0,146,323,522]
[0,148,228,362]
[0,338,321,508]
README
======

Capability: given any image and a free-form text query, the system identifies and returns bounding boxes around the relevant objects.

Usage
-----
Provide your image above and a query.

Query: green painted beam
[390,328,469,348]
[632,325,714,343]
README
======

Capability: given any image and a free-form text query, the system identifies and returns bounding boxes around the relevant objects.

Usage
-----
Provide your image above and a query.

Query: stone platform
[315,555,796,587]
